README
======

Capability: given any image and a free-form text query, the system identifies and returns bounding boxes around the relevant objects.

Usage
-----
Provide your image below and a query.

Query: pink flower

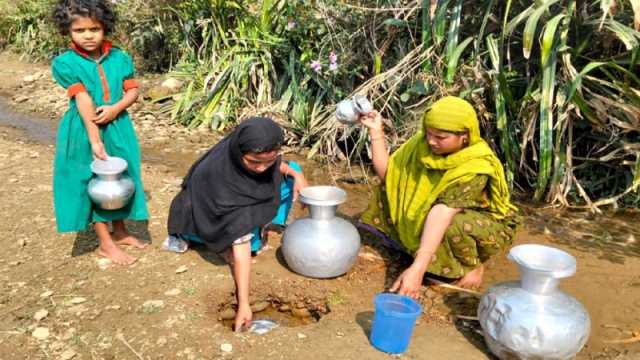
[329,62,338,71]
[310,60,322,73]
[329,51,338,64]
[287,21,296,30]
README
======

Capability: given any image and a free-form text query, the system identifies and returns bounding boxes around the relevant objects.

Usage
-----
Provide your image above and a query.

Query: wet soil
[0,51,639,359]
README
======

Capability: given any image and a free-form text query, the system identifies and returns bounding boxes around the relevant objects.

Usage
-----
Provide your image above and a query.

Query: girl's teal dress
[51,41,148,232]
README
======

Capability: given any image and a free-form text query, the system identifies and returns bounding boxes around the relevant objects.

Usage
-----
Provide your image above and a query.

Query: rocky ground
[0,52,639,359]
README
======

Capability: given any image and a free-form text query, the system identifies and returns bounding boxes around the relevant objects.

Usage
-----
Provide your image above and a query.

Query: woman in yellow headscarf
[360,96,519,298]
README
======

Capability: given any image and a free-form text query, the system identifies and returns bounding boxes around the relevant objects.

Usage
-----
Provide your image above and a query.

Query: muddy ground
[0,52,639,360]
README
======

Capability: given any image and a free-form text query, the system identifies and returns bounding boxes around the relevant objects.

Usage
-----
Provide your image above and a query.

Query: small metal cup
[335,95,373,125]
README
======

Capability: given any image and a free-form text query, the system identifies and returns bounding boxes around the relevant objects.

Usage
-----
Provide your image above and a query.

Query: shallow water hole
[213,295,329,331]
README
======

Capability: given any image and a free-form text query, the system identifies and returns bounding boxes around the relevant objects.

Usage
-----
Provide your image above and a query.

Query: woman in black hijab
[166,117,308,331]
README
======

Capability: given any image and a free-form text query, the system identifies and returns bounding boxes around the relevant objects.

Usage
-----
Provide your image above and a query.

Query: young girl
[52,0,148,265]
[167,117,308,332]
[359,97,519,298]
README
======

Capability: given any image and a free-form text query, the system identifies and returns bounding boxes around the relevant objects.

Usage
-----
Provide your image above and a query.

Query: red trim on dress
[70,40,113,59]
[123,79,139,92]
[67,83,87,98]
[97,64,111,103]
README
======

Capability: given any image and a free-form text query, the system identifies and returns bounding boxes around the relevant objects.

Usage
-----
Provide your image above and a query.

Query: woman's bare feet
[457,264,484,289]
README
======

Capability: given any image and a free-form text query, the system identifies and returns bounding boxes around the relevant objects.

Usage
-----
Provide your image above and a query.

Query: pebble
[143,300,165,309]
[97,258,112,270]
[34,309,48,321]
[17,238,26,247]
[32,327,49,340]
[291,307,312,318]
[218,308,236,320]
[220,343,233,353]
[40,290,53,298]
[175,265,188,274]
[70,297,87,304]
[164,288,181,296]
[59,349,77,360]
[297,333,307,339]
[278,304,291,312]
[250,301,269,313]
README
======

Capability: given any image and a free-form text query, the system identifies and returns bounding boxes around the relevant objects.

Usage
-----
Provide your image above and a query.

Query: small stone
[59,349,77,360]
[67,305,88,316]
[164,288,181,296]
[97,258,112,270]
[143,300,165,309]
[14,95,29,103]
[40,291,53,298]
[34,309,49,321]
[23,75,37,83]
[29,152,39,158]
[70,297,86,304]
[250,301,269,313]
[291,307,311,318]
[218,308,236,321]
[17,238,26,247]
[157,336,167,346]
[105,305,121,310]
[278,304,291,312]
[175,265,188,274]
[220,343,233,353]
[336,331,345,337]
[32,327,49,340]
[297,333,307,339]
[161,78,183,91]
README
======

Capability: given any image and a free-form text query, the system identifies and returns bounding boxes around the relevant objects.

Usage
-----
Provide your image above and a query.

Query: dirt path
[0,52,638,360]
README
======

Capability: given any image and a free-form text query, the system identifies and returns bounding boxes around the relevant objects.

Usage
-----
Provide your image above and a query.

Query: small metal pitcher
[335,95,373,125]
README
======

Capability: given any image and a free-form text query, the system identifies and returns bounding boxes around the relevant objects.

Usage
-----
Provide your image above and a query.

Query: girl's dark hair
[53,0,116,35]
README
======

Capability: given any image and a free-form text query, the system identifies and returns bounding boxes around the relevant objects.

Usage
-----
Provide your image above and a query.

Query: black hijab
[167,117,284,252]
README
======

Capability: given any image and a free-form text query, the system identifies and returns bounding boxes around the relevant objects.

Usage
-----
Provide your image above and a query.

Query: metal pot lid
[91,156,128,176]
[299,186,346,206]
[508,244,577,278]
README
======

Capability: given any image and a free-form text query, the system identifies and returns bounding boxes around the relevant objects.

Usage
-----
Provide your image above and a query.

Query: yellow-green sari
[361,97,519,278]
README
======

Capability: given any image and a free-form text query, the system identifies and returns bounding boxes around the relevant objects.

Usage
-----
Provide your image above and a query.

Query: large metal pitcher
[281,186,361,278]
[478,244,591,359]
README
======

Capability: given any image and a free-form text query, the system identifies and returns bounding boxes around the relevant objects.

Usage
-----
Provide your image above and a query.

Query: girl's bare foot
[112,220,148,249]
[113,231,148,249]
[98,241,137,265]
[456,264,484,289]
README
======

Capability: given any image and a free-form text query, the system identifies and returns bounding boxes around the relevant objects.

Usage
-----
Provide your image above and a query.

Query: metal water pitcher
[478,244,591,360]
[281,186,361,278]
[335,95,373,125]
[88,157,135,210]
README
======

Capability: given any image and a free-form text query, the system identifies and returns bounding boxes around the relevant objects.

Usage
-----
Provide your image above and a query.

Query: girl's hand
[292,173,309,202]
[91,141,108,160]
[93,105,119,125]
[389,264,426,300]
[234,302,252,332]
[359,110,385,137]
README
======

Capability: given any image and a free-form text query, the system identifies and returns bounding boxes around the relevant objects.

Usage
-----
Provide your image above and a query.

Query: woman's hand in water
[91,140,108,160]
[234,302,252,332]
[93,105,119,125]
[359,110,385,138]
[390,263,427,299]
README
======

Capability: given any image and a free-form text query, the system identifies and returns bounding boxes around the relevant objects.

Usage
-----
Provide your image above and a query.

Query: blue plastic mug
[369,293,422,353]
